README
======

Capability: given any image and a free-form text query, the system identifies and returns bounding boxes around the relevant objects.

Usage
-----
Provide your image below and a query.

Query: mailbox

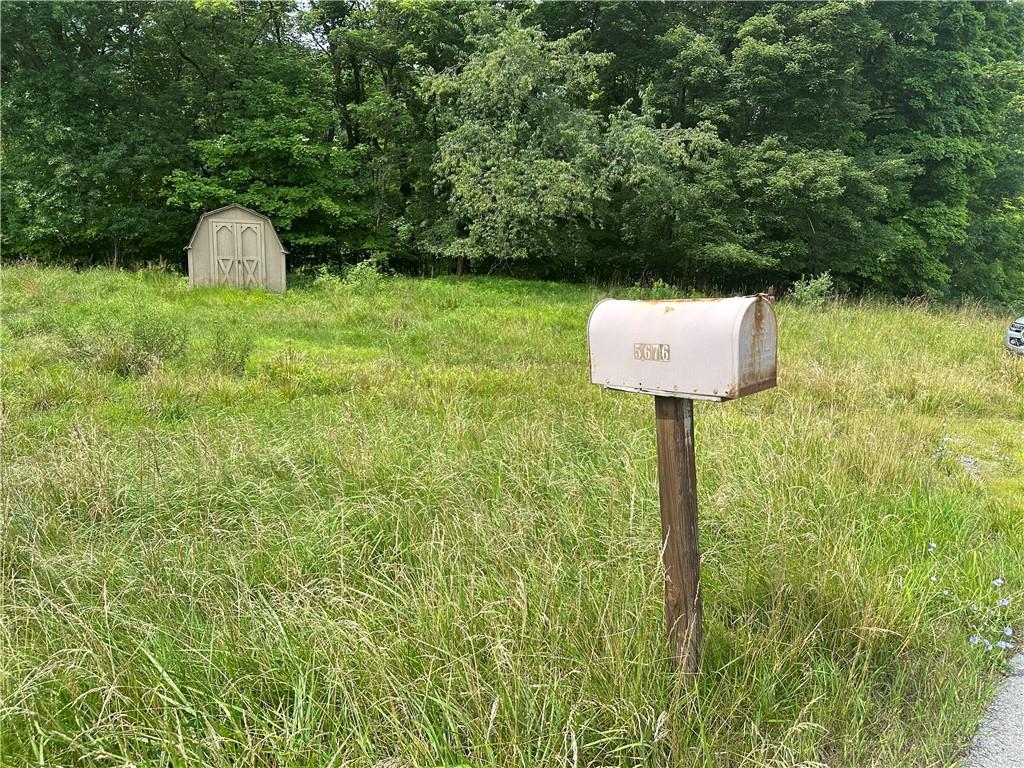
[587,295,777,401]
[586,293,778,672]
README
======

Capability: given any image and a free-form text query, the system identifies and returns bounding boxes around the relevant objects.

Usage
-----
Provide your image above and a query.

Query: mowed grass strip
[2,265,1022,767]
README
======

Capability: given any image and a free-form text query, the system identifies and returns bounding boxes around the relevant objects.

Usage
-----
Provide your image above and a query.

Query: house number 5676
[634,343,670,362]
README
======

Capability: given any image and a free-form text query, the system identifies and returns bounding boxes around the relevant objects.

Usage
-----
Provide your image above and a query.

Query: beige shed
[186,204,287,292]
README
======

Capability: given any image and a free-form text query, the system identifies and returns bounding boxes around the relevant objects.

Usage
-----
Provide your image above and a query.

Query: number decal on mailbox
[633,343,670,362]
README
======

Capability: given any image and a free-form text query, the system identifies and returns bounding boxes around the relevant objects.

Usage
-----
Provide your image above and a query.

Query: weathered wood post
[587,296,777,672]
[654,395,702,672]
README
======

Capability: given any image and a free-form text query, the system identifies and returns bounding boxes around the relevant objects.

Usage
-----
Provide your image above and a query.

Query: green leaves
[428,12,608,267]
[164,86,369,247]
[1,0,1021,296]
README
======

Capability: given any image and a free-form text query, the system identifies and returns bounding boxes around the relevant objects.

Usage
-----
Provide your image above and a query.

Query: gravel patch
[964,654,1024,768]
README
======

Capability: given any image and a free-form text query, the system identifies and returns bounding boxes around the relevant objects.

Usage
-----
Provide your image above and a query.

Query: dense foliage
[3,1,1023,298]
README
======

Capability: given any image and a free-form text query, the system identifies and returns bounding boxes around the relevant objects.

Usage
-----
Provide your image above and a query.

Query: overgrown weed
[789,271,834,308]
[2,265,1022,767]
[61,302,188,376]
[200,323,255,376]
[311,256,389,295]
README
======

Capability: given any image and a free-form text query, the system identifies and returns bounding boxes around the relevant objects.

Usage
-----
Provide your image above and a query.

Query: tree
[163,1,369,256]
[858,1,1024,295]
[2,0,1021,296]
[1,1,193,264]
[599,109,758,283]
[427,9,610,275]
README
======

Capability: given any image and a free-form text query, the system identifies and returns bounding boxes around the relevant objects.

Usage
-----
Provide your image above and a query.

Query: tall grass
[2,265,1022,767]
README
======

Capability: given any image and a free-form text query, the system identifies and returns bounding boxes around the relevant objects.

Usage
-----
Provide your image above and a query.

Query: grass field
[2,264,1023,767]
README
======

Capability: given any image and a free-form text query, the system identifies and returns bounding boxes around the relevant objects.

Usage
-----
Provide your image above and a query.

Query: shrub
[311,264,344,291]
[623,278,679,300]
[310,258,388,293]
[64,306,188,376]
[790,272,834,308]
[202,325,254,376]
[342,256,388,293]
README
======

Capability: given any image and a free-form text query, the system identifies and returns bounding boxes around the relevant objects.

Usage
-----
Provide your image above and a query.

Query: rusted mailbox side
[587,295,777,401]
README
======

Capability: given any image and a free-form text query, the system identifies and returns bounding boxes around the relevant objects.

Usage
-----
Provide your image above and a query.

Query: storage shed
[185,204,287,292]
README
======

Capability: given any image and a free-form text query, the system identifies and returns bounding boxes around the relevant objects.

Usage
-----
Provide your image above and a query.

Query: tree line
[2,1,1022,298]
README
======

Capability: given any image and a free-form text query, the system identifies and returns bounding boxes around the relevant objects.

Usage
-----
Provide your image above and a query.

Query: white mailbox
[587,295,777,401]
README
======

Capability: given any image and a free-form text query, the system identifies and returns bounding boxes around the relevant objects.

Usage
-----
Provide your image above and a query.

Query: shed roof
[185,204,289,253]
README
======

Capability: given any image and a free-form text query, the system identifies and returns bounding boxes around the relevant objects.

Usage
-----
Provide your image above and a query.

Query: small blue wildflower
[928,542,937,552]
[993,578,1006,588]
[984,640,993,651]
[998,598,1010,607]
[1003,627,1013,637]
[997,641,1016,650]
[969,635,980,645]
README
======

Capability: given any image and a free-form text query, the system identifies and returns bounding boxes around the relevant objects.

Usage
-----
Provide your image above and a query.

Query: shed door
[211,220,265,288]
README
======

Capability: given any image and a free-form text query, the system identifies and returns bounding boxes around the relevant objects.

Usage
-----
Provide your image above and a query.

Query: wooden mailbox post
[587,296,777,672]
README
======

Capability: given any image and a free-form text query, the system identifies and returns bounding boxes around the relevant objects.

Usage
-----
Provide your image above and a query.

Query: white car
[1007,317,1024,354]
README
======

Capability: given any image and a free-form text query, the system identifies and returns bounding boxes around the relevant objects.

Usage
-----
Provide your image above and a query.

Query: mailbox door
[734,297,777,396]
